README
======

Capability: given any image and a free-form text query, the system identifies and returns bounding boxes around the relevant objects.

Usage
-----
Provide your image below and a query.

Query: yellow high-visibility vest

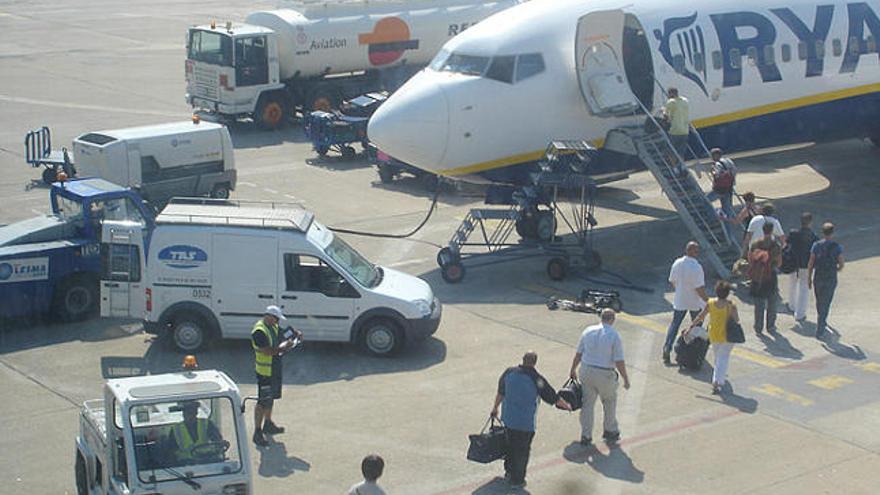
[251,319,278,377]
[172,419,208,462]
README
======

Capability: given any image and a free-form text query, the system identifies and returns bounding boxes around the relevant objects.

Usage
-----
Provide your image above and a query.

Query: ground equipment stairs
[616,127,741,278]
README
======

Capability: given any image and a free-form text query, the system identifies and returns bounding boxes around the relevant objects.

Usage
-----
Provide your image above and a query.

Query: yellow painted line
[750,384,814,406]
[856,362,880,373]
[808,375,854,390]
[441,82,880,178]
[520,283,787,369]
[616,312,787,369]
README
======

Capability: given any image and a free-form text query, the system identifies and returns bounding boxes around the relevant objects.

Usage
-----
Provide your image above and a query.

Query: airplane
[367,0,880,186]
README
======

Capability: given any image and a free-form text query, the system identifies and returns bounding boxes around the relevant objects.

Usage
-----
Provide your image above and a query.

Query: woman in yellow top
[685,281,740,394]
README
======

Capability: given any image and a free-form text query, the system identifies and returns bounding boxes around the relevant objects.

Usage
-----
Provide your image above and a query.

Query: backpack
[814,241,839,281]
[780,242,796,274]
[748,246,774,285]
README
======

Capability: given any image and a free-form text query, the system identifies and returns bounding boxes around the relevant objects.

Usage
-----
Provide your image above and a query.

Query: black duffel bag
[466,416,507,463]
[557,378,583,411]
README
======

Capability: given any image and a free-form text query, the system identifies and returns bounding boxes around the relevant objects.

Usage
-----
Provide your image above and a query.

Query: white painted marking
[238,181,257,188]
[263,188,279,195]
[0,94,180,117]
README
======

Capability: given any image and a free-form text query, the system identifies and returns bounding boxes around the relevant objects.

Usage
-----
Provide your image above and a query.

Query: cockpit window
[429,49,450,71]
[515,53,545,82]
[485,55,515,83]
[436,52,490,76]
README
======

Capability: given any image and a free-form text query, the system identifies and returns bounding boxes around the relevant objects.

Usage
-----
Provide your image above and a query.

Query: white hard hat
[265,305,287,322]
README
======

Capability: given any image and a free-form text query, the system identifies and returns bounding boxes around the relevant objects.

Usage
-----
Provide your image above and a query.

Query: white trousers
[712,343,734,386]
[579,366,619,438]
[786,268,810,320]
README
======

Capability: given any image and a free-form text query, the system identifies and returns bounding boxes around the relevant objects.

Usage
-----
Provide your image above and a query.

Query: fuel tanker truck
[185,0,521,129]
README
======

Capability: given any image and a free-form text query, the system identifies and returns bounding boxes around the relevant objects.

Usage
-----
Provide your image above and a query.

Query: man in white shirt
[569,309,630,447]
[663,242,708,365]
[742,203,786,255]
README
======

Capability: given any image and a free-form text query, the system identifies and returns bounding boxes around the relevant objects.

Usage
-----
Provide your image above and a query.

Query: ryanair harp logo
[654,13,709,96]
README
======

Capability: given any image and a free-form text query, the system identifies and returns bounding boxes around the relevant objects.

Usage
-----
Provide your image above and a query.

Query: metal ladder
[448,206,520,254]
[621,127,741,278]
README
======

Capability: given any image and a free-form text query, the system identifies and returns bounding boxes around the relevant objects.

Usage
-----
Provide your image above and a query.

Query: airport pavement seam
[0,357,79,408]
[741,450,879,494]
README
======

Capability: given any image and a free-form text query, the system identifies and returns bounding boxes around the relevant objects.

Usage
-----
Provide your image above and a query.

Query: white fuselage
[368,0,880,182]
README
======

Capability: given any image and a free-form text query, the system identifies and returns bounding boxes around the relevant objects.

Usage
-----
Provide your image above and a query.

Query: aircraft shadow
[0,315,138,355]
[226,122,310,149]
[101,334,446,386]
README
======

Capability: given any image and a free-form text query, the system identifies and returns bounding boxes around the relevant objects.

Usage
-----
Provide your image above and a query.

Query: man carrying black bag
[490,351,571,489]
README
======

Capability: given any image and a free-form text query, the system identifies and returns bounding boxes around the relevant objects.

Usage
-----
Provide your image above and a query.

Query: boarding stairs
[448,206,520,254]
[619,126,741,278]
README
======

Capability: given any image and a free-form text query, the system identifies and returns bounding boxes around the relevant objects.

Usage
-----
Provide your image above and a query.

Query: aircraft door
[100,222,146,319]
[576,10,641,117]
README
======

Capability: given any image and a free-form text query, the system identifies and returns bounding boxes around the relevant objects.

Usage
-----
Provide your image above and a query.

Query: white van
[73,121,236,206]
[103,199,441,356]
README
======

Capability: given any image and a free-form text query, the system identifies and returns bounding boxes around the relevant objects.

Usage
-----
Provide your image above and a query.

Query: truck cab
[0,178,153,320]
[186,23,285,129]
[75,365,252,495]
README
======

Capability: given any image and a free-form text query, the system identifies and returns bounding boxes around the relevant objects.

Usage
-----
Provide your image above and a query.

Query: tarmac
[1,1,880,494]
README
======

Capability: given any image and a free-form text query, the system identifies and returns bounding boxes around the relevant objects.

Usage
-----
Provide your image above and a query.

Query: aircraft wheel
[341,145,357,160]
[378,164,395,184]
[42,167,58,184]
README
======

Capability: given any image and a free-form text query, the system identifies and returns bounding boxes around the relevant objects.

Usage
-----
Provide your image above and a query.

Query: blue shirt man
[490,351,570,488]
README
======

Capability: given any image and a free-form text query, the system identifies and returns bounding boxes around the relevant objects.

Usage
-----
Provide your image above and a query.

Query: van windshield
[324,235,381,288]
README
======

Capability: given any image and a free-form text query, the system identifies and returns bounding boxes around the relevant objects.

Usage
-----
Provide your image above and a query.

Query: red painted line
[433,408,740,495]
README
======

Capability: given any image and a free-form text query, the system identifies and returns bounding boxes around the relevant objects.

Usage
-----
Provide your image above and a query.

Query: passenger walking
[664,87,691,160]
[743,203,785,255]
[663,241,708,365]
[251,305,301,447]
[749,222,783,334]
[569,309,631,447]
[685,281,741,394]
[491,351,570,489]
[808,222,845,339]
[785,212,818,322]
[347,454,387,495]
[706,148,737,225]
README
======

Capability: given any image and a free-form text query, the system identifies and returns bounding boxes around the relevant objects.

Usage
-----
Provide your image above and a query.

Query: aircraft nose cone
[368,75,449,171]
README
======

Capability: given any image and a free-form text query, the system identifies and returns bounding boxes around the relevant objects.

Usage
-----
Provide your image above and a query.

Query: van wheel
[75,453,88,495]
[52,276,97,321]
[171,313,209,352]
[210,184,230,199]
[359,317,403,356]
[255,94,289,130]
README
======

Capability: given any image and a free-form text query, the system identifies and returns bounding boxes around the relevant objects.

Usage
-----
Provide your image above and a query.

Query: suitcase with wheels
[675,335,709,370]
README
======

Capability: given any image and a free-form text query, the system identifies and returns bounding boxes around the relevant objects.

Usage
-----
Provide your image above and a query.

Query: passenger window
[485,55,515,83]
[729,49,740,69]
[672,54,685,73]
[781,44,792,62]
[283,254,359,298]
[763,45,775,65]
[693,53,704,73]
[833,38,843,57]
[711,50,722,70]
[101,244,142,282]
[746,46,758,66]
[798,42,807,60]
[815,40,825,58]
[514,53,545,82]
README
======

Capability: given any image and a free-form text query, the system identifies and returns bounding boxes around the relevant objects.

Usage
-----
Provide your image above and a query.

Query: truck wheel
[210,183,230,199]
[255,94,289,130]
[359,317,403,356]
[75,453,88,495]
[307,87,340,112]
[171,313,209,352]
[42,167,57,185]
[52,276,97,322]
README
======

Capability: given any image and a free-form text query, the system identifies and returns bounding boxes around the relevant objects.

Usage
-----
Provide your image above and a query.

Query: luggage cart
[436,141,602,283]
[24,127,76,184]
